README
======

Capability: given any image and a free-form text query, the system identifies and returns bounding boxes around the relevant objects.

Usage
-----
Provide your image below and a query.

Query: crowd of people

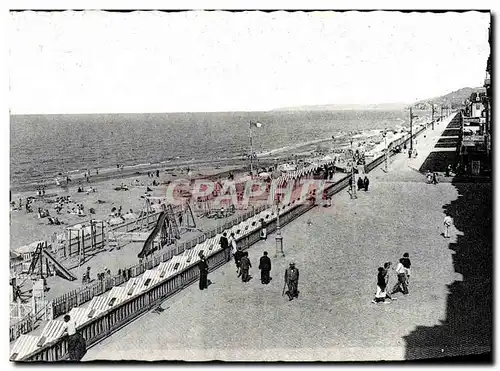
[348,175,370,194]
[197,231,301,301]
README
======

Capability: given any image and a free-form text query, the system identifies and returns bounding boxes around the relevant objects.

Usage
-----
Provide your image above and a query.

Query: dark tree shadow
[403,114,492,362]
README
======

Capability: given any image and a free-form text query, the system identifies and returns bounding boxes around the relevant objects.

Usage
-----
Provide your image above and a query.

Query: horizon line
[9,93,476,116]
[9,102,414,116]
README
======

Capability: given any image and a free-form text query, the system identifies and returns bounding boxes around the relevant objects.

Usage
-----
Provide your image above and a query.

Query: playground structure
[108,198,197,252]
[9,241,69,341]
[137,200,197,259]
[27,241,77,281]
[65,219,106,259]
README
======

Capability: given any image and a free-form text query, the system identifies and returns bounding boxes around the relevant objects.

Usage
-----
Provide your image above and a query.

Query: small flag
[250,121,262,128]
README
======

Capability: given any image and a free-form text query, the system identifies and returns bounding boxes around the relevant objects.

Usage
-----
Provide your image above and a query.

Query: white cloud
[9,10,490,114]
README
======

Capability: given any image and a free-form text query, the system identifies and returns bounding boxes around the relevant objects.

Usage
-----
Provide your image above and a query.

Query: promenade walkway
[84,114,491,361]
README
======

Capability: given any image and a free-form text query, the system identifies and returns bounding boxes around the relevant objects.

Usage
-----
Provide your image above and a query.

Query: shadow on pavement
[418,114,461,173]
[435,137,460,147]
[441,128,461,137]
[419,152,457,173]
[402,178,492,362]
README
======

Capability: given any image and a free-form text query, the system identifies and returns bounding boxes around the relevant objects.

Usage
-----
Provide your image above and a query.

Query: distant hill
[412,87,485,110]
[273,102,407,112]
[273,86,485,112]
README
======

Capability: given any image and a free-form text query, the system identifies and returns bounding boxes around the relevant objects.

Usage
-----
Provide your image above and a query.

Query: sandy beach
[10,162,247,251]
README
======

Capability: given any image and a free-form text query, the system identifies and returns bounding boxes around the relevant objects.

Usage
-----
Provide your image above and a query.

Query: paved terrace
[79,114,490,361]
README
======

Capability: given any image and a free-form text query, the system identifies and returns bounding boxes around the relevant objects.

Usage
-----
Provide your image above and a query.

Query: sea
[10,110,419,190]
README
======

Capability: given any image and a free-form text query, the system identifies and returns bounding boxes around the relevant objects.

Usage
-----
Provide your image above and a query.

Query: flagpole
[249,122,254,175]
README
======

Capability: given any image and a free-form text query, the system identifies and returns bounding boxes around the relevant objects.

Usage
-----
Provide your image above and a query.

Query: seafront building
[458,24,492,177]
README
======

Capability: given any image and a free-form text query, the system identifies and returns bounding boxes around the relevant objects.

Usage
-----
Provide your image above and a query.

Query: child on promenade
[443,214,453,238]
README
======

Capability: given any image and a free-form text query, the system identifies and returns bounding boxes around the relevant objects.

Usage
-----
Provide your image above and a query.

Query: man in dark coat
[363,176,370,191]
[198,252,209,290]
[233,247,244,276]
[284,262,299,300]
[219,232,230,262]
[258,251,272,284]
[357,176,364,191]
[240,252,252,282]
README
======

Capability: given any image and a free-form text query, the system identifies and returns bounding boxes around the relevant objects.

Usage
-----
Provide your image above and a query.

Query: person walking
[357,177,364,191]
[390,258,409,296]
[432,172,439,185]
[240,252,252,282]
[259,219,267,240]
[198,252,209,290]
[219,232,230,262]
[372,267,390,304]
[229,232,238,255]
[284,262,300,301]
[233,246,244,276]
[259,251,272,284]
[363,176,370,191]
[401,253,411,285]
[443,214,452,238]
[383,262,396,301]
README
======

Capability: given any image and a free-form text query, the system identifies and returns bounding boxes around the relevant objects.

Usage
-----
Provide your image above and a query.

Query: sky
[8,10,491,114]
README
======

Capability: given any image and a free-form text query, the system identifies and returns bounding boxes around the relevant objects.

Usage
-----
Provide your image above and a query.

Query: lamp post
[248,121,263,176]
[382,129,388,172]
[249,122,255,176]
[350,135,357,199]
[274,195,284,258]
[431,104,435,130]
[409,108,418,158]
